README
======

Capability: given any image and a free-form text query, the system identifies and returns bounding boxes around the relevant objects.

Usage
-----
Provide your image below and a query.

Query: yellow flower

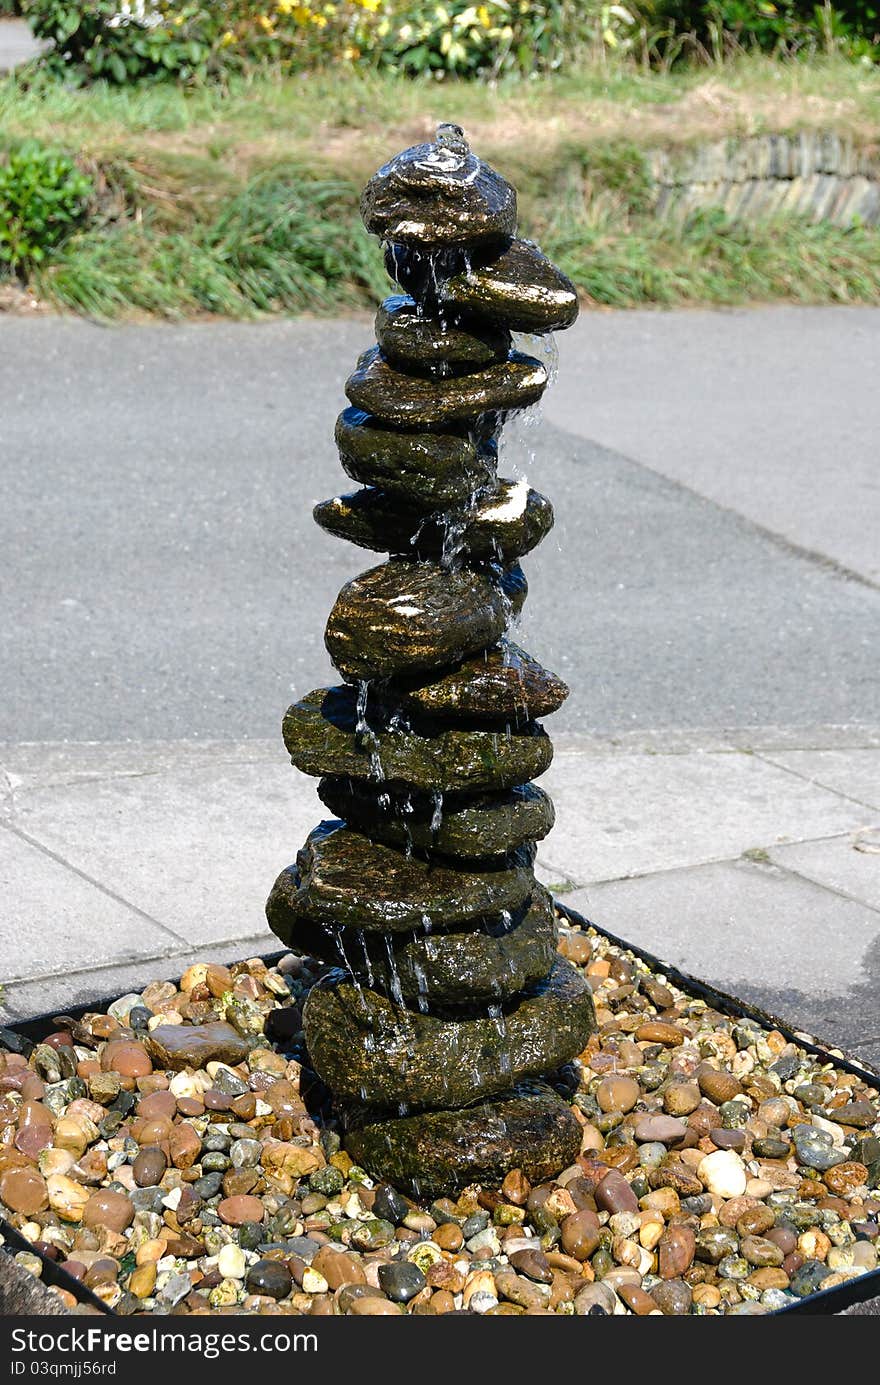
[220,28,235,45]
[258,13,275,30]
[477,4,491,26]
[311,11,328,23]
[357,0,382,10]
[276,0,294,12]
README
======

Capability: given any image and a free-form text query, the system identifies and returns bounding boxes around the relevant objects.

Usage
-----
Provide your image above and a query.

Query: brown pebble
[132,1146,167,1188]
[561,1209,601,1260]
[501,1169,531,1205]
[136,1090,177,1121]
[765,1226,797,1255]
[129,1263,158,1298]
[176,1097,205,1118]
[82,1189,134,1234]
[509,1248,553,1283]
[434,1223,464,1252]
[563,934,592,965]
[0,1166,49,1216]
[824,1162,869,1197]
[634,1115,688,1146]
[169,1122,202,1170]
[658,1224,695,1279]
[218,1195,265,1225]
[619,1283,659,1315]
[205,965,233,998]
[697,1066,742,1104]
[597,1076,640,1114]
[664,1082,701,1117]
[101,1041,152,1078]
[596,1168,640,1214]
[635,1022,684,1046]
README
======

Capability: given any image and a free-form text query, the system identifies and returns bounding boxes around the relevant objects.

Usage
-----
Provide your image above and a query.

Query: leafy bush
[0,142,93,274]
[19,0,880,81]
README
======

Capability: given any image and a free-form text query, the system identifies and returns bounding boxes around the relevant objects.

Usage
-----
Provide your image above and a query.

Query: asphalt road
[1,309,878,743]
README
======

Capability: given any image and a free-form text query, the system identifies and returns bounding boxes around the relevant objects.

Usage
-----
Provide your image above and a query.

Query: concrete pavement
[0,18,41,72]
[0,307,878,1061]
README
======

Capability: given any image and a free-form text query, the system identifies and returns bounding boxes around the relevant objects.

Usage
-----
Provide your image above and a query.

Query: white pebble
[697,1149,748,1198]
[217,1244,246,1280]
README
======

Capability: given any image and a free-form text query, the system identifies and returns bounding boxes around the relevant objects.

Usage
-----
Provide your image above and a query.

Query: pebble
[82,1189,134,1234]
[596,1076,640,1113]
[246,1260,293,1300]
[218,1195,265,1226]
[633,1115,688,1146]
[132,1146,167,1187]
[378,1261,426,1302]
[698,1150,748,1199]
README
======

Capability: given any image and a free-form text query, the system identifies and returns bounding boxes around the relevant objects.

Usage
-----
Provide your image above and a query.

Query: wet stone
[376,294,511,372]
[306,956,594,1110]
[319,778,555,860]
[346,346,547,430]
[344,1082,582,1198]
[324,557,511,682]
[792,1126,848,1171]
[246,1259,292,1300]
[361,128,517,249]
[436,238,579,335]
[283,685,553,796]
[400,642,568,724]
[267,821,533,937]
[314,477,553,565]
[378,1260,427,1302]
[286,887,558,1005]
[132,1147,167,1188]
[144,1023,249,1072]
[336,408,496,510]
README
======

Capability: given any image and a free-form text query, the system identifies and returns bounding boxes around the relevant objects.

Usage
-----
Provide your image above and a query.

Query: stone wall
[650,131,880,226]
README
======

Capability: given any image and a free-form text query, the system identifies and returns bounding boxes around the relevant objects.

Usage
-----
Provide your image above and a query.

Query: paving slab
[537,745,872,883]
[564,858,880,1055]
[0,18,41,72]
[0,749,321,947]
[757,747,880,810]
[769,833,880,912]
[0,822,181,983]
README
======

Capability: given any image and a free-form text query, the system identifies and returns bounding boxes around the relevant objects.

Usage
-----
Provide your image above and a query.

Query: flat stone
[144,1023,249,1072]
[303,956,595,1110]
[401,642,568,722]
[267,821,534,937]
[345,347,547,429]
[283,687,553,794]
[313,478,553,565]
[318,779,555,858]
[335,407,496,510]
[276,886,558,1004]
[437,238,579,334]
[344,1082,582,1197]
[324,558,511,681]
[376,294,511,372]
[360,130,516,248]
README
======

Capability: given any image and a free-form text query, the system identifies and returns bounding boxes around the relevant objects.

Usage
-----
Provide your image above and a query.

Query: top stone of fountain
[360,123,517,248]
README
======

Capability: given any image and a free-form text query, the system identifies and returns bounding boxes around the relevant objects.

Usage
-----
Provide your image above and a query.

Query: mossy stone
[376,294,511,372]
[303,956,596,1110]
[313,478,552,565]
[345,348,546,429]
[360,134,516,249]
[282,686,554,794]
[266,821,534,937]
[344,1082,582,1197]
[317,778,555,858]
[381,237,577,335]
[275,886,558,1005]
[335,408,496,510]
[324,557,511,681]
[400,641,568,722]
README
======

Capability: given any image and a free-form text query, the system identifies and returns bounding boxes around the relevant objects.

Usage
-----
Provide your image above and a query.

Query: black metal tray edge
[1,912,878,1318]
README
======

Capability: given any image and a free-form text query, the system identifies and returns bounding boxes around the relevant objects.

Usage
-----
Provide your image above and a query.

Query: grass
[3,53,880,318]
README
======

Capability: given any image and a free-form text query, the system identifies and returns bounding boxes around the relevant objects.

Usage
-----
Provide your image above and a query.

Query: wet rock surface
[303,956,596,1109]
[376,294,511,372]
[439,238,580,335]
[275,887,558,1005]
[266,821,535,936]
[313,477,553,564]
[282,686,553,794]
[360,128,517,249]
[317,778,555,858]
[346,1082,582,1198]
[324,558,511,681]
[335,408,496,510]
[345,346,547,429]
[399,641,568,722]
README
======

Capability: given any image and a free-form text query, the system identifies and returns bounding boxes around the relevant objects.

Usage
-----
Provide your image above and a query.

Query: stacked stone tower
[267,126,596,1196]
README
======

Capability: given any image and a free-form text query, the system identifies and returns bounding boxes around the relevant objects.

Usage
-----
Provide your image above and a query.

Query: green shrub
[20,1,215,82]
[0,141,93,274]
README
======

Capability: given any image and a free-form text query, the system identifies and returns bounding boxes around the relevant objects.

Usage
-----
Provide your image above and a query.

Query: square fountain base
[2,904,878,1318]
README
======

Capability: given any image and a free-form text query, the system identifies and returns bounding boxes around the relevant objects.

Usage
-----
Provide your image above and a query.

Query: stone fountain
[267,125,596,1197]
